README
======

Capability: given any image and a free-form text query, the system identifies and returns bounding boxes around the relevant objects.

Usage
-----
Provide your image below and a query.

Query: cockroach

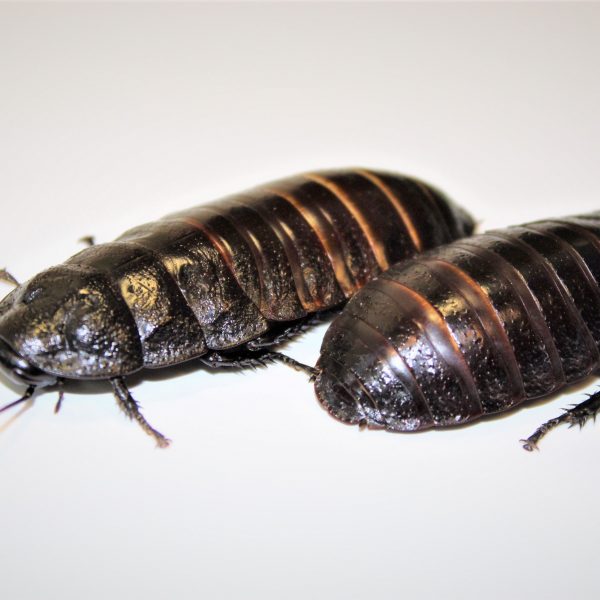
[314,212,600,450]
[0,168,473,446]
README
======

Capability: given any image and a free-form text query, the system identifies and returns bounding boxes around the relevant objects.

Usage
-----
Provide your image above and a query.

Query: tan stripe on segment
[238,196,315,312]
[525,223,600,315]
[306,173,389,271]
[456,237,567,388]
[381,277,484,416]
[352,313,435,427]
[424,257,527,400]
[356,169,422,252]
[267,187,356,296]
[176,216,236,274]
[175,211,267,313]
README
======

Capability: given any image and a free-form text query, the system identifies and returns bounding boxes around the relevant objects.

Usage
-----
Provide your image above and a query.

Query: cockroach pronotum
[0,168,474,446]
[314,212,600,450]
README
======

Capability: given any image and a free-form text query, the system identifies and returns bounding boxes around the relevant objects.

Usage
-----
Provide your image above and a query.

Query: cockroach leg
[0,385,36,415]
[262,351,317,378]
[246,319,315,350]
[200,348,316,378]
[242,319,318,377]
[200,351,277,369]
[78,236,95,247]
[521,390,600,451]
[111,377,171,448]
[246,311,338,351]
[0,268,19,287]
[53,380,65,414]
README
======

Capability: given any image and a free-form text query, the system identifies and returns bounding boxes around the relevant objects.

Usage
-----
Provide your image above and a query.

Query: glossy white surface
[1,3,599,599]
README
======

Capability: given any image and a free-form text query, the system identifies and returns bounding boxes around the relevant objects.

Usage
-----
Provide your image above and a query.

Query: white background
[1,3,599,599]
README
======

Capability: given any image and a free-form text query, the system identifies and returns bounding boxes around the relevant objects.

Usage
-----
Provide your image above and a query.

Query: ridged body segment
[51,168,472,372]
[315,213,600,431]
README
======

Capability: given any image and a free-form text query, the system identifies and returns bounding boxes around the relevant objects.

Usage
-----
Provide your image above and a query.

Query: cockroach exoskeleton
[0,168,473,446]
[314,212,600,450]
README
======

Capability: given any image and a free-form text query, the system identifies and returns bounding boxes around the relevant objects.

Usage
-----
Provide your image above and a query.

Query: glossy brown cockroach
[0,168,473,446]
[314,212,600,449]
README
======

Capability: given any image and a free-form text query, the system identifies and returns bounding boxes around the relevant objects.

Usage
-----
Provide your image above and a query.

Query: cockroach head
[0,336,55,387]
[0,265,141,383]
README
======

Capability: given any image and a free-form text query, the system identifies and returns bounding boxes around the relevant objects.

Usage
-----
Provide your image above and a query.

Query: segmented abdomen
[315,213,600,431]
[65,169,473,369]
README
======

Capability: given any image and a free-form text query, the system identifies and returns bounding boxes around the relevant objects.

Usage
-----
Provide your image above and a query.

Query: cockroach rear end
[315,212,600,448]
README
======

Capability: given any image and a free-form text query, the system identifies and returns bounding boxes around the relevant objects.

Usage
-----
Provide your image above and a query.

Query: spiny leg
[245,317,324,378]
[202,314,333,377]
[521,390,600,451]
[0,268,19,287]
[201,348,316,378]
[263,351,317,379]
[111,378,171,448]
[200,351,279,370]
[245,309,340,351]
[246,317,320,350]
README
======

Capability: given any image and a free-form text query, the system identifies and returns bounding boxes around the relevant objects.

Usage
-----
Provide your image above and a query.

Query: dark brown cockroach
[314,212,600,450]
[0,168,473,446]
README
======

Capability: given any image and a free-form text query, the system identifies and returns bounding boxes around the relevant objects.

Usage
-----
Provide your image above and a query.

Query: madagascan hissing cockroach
[314,212,600,450]
[0,168,474,446]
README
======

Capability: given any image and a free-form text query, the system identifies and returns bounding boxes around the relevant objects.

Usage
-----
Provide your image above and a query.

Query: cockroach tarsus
[520,391,600,451]
[314,212,600,450]
[0,168,473,446]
